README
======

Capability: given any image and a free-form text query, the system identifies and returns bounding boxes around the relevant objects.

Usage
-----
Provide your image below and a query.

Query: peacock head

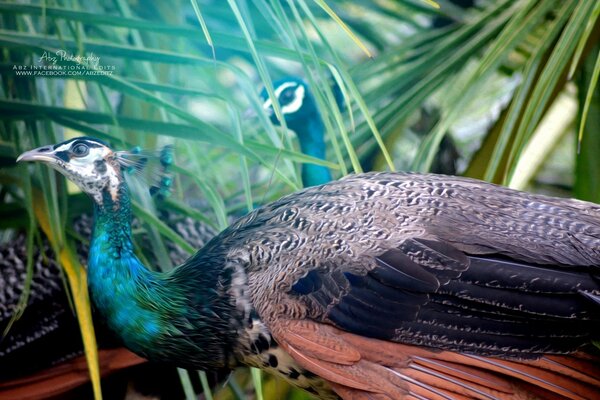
[17,137,124,205]
[260,77,318,129]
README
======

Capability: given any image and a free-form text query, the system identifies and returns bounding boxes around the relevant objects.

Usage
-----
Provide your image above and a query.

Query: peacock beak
[243,103,273,119]
[17,145,59,164]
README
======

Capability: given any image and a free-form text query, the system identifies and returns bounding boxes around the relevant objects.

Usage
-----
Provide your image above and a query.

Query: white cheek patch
[69,154,101,182]
[281,84,305,115]
[65,147,120,204]
[70,147,111,178]
[262,82,303,115]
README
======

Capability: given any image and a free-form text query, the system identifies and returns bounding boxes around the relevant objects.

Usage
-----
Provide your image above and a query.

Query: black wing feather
[373,250,440,292]
[289,238,600,357]
[463,256,598,293]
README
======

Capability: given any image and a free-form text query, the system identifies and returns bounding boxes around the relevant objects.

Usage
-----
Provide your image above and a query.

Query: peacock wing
[262,238,600,400]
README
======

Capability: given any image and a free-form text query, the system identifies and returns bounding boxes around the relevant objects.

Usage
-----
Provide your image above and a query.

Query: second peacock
[261,77,333,187]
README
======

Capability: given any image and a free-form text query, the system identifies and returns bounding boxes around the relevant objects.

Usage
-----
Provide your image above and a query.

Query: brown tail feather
[394,371,460,400]
[534,354,600,386]
[404,364,503,400]
[329,382,393,400]
[271,319,600,400]
[413,357,513,394]
[462,355,596,400]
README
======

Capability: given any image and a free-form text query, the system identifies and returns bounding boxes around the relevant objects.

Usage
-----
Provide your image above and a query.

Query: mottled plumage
[0,233,84,378]
[18,138,600,400]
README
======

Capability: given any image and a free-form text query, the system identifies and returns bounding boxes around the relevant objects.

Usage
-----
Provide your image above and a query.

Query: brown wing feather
[271,319,600,400]
[283,320,361,365]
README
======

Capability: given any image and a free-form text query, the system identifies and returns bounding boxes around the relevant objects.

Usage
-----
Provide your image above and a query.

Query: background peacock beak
[16,146,58,164]
[261,101,274,117]
[242,106,257,119]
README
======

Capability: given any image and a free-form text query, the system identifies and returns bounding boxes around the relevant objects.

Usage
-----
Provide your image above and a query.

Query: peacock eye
[71,143,89,157]
[279,88,295,105]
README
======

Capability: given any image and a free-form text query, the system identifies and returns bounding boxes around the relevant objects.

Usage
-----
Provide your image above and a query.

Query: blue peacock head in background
[259,76,334,187]
[259,77,319,131]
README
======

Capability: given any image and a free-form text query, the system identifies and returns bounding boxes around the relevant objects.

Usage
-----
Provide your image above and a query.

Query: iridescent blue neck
[86,182,235,368]
[87,184,163,355]
[292,114,332,187]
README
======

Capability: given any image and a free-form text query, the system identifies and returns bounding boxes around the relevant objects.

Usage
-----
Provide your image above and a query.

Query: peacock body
[17,137,600,400]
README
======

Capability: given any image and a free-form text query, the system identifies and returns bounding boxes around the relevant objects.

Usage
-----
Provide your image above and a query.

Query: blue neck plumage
[292,114,332,187]
[87,184,163,354]
[86,183,235,369]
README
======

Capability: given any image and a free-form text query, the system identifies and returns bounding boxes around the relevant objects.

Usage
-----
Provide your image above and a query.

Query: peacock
[261,77,334,187]
[18,137,600,400]
[259,77,460,186]
[0,149,216,397]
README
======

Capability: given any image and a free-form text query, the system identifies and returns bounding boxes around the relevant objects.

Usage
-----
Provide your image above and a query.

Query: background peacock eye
[279,88,295,105]
[71,143,89,157]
